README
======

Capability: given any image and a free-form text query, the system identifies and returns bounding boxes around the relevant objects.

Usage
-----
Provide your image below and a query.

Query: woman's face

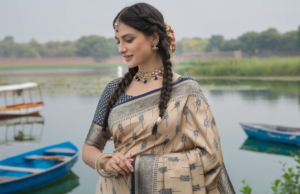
[115,22,154,68]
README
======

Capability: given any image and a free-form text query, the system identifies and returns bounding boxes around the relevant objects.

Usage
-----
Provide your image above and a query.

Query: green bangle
[95,153,119,178]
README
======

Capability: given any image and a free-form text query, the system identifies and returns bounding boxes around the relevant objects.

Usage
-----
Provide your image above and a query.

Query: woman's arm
[82,143,134,176]
[82,143,110,170]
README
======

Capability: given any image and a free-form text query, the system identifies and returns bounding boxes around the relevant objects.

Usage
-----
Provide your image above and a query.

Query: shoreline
[191,76,300,81]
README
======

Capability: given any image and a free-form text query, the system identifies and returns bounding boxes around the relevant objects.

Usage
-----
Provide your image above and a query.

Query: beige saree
[85,76,235,194]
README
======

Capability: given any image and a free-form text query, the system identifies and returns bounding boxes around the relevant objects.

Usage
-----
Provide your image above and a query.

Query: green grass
[174,57,300,77]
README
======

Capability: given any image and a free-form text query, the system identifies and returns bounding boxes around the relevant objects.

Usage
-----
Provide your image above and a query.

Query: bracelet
[95,153,119,178]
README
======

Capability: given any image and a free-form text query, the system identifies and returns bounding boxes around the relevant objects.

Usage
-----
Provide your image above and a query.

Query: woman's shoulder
[103,77,122,90]
[175,76,204,95]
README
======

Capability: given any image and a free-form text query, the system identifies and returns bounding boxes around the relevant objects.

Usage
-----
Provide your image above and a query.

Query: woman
[82,3,235,194]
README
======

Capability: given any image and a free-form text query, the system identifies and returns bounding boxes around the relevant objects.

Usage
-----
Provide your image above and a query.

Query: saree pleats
[86,77,235,194]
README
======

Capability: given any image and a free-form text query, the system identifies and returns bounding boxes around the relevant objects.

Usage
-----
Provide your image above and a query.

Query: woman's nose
[118,44,127,54]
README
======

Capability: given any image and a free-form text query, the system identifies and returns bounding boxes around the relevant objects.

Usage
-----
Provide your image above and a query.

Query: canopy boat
[240,122,300,145]
[0,82,44,117]
[0,141,78,194]
[0,115,44,145]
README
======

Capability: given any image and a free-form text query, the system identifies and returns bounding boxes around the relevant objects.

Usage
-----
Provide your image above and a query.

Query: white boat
[0,82,44,117]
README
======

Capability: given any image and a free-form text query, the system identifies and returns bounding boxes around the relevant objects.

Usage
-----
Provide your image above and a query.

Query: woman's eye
[116,40,133,44]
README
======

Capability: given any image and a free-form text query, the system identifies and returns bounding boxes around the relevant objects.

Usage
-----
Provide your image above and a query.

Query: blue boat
[240,123,300,145]
[0,141,78,194]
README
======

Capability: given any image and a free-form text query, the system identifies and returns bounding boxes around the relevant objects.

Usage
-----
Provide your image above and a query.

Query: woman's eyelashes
[116,40,133,44]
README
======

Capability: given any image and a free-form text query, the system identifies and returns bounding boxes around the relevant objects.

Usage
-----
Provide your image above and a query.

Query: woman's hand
[103,153,134,176]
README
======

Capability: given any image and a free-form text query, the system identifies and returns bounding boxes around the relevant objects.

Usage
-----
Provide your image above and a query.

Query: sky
[0,0,299,43]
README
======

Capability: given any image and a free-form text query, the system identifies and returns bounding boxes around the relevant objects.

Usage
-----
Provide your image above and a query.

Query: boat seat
[0,165,44,174]
[44,148,76,155]
[25,155,71,162]
[0,176,17,183]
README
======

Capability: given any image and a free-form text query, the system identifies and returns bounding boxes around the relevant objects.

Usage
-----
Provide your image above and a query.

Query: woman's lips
[124,55,133,61]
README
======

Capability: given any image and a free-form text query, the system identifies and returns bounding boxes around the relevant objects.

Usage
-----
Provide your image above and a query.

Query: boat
[0,115,44,144]
[240,137,300,157]
[0,141,78,194]
[240,122,300,145]
[0,82,44,117]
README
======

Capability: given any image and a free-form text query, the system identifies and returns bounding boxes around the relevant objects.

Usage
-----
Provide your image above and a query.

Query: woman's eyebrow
[115,33,134,39]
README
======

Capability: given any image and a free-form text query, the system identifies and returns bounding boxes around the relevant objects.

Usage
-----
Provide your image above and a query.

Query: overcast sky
[1,0,299,43]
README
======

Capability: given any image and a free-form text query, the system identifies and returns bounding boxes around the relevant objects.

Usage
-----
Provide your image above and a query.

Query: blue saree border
[112,76,194,110]
[131,156,137,194]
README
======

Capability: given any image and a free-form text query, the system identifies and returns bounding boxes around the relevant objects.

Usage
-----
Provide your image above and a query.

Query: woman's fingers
[122,157,134,172]
[118,159,131,175]
[112,163,128,176]
[116,154,134,173]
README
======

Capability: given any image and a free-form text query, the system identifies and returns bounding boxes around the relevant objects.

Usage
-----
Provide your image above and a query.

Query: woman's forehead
[114,22,138,38]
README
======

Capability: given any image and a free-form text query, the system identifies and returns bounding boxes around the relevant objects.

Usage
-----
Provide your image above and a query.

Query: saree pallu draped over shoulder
[85,77,235,194]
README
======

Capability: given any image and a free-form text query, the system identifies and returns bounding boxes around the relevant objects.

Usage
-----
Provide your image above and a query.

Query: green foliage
[206,35,224,52]
[271,156,300,194]
[177,38,209,53]
[0,35,118,59]
[75,35,114,59]
[297,26,300,49]
[242,155,300,194]
[175,57,300,76]
[240,180,252,194]
[0,26,299,58]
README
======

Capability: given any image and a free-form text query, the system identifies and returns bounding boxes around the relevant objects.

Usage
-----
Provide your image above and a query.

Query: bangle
[95,153,119,178]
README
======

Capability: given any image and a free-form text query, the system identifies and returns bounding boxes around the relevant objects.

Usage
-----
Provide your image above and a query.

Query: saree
[85,76,235,194]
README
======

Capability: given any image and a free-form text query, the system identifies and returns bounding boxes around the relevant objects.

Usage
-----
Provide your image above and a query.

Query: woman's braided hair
[101,3,173,140]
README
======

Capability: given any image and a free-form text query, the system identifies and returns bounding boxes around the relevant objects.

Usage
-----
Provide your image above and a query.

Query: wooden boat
[0,141,78,194]
[0,82,44,117]
[240,122,300,145]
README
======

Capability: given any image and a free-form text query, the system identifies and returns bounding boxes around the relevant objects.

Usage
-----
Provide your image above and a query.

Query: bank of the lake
[174,57,300,76]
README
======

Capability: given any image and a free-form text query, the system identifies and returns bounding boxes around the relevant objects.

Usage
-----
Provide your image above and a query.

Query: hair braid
[152,54,173,135]
[101,67,138,140]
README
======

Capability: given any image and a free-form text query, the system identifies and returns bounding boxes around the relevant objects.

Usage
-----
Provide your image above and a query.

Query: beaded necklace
[134,66,164,84]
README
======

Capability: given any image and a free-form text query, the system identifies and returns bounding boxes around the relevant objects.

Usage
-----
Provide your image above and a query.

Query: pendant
[143,80,147,84]
[155,76,158,80]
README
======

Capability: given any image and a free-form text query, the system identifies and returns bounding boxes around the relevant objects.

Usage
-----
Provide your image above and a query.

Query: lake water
[0,70,300,194]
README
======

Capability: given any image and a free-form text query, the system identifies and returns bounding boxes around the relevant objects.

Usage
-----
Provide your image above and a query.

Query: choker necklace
[135,66,164,84]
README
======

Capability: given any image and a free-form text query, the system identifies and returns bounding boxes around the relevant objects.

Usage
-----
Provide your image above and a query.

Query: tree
[3,36,14,42]
[238,32,260,54]
[220,39,241,51]
[257,28,281,51]
[297,25,300,49]
[178,38,209,53]
[206,35,224,52]
[75,35,113,59]
[278,31,298,51]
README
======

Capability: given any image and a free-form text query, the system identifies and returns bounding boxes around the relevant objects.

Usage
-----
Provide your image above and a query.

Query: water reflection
[196,79,300,105]
[0,115,44,145]
[240,137,300,157]
[18,170,79,194]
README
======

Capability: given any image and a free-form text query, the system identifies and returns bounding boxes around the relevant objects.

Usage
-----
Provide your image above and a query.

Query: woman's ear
[152,32,160,43]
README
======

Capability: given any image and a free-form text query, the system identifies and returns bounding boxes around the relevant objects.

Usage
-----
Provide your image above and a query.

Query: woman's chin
[126,62,138,69]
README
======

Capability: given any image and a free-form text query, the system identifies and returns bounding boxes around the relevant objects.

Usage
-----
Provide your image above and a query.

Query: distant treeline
[0,26,299,59]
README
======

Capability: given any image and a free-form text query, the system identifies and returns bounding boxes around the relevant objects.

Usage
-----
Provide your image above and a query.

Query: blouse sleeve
[184,82,224,192]
[84,78,121,150]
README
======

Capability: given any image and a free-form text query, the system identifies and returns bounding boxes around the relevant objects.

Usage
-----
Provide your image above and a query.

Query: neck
[138,52,163,72]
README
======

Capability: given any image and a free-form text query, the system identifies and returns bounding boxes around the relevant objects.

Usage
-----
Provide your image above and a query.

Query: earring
[152,41,159,51]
